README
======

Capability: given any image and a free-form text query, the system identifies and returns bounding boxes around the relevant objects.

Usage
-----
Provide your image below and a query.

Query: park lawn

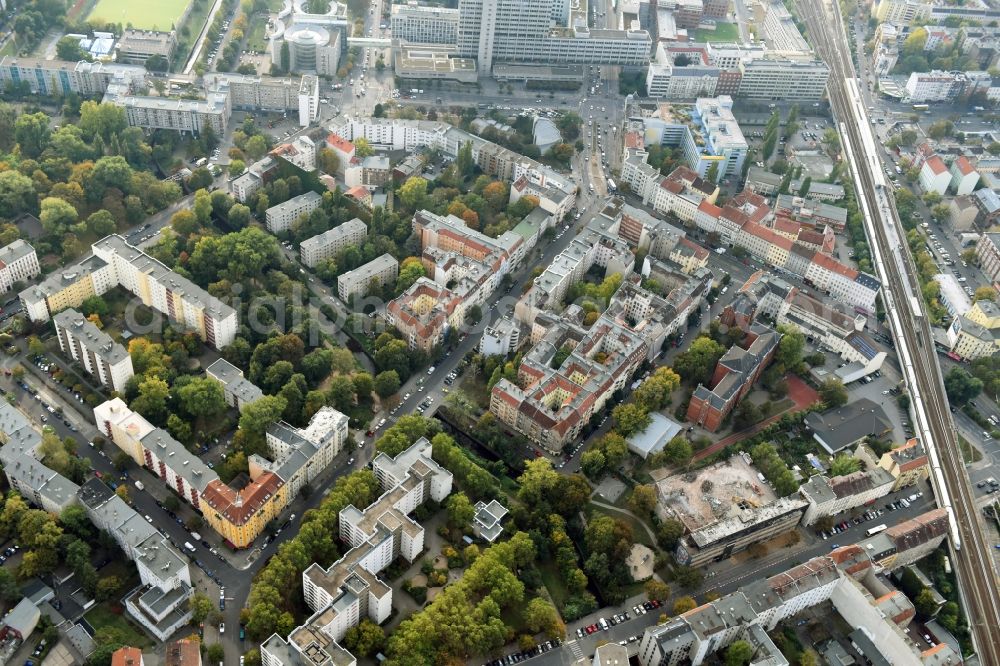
[246,19,268,52]
[539,561,571,612]
[693,22,739,43]
[84,604,154,649]
[588,503,655,548]
[87,0,189,31]
[0,41,15,57]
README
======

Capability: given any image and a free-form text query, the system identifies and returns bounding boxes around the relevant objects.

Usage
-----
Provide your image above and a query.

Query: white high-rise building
[0,240,40,293]
[391,3,460,44]
[457,0,650,72]
[53,309,134,394]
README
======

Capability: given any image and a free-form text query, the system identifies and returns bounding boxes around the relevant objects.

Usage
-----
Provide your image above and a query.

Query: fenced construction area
[86,0,191,31]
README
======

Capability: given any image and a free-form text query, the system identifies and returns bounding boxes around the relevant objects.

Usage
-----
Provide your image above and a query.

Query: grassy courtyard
[87,0,190,31]
[692,22,739,43]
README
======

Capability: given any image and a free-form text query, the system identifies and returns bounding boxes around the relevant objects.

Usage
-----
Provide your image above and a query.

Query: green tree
[86,209,117,237]
[354,137,375,157]
[523,597,563,638]
[374,370,401,397]
[611,403,651,437]
[580,449,606,479]
[189,593,214,623]
[39,196,79,235]
[176,376,227,418]
[228,203,252,228]
[644,578,670,603]
[673,336,726,385]
[398,176,428,210]
[673,596,697,615]
[627,484,656,516]
[724,639,754,666]
[246,135,268,161]
[914,588,938,618]
[130,376,171,425]
[14,112,51,158]
[455,141,474,178]
[944,367,982,404]
[95,575,122,601]
[445,492,475,528]
[0,170,37,218]
[343,619,386,657]
[974,286,997,302]
[797,176,813,197]
[633,367,681,411]
[663,435,693,466]
[830,453,861,476]
[206,644,226,663]
[229,159,247,178]
[818,377,848,408]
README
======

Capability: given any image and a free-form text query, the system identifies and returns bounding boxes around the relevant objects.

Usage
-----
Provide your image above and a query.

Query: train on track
[839,76,961,550]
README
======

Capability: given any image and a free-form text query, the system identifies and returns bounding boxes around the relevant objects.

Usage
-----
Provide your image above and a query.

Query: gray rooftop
[0,239,36,266]
[53,308,130,366]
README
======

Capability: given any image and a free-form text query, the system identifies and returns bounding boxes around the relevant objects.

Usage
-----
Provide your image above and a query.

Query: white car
[219,623,225,634]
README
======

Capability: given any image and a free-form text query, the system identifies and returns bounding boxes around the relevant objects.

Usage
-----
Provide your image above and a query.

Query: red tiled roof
[954,155,975,175]
[111,648,143,666]
[326,133,355,153]
[201,472,283,527]
[811,251,858,279]
[925,155,948,175]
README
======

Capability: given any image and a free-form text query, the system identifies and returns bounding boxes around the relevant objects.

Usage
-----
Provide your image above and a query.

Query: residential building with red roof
[949,155,980,195]
[920,154,951,196]
[201,472,287,549]
[111,647,144,666]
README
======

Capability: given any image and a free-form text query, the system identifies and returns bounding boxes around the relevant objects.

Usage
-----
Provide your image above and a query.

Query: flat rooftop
[654,454,777,532]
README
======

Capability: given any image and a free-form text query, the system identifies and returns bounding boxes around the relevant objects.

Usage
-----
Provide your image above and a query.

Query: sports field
[87,0,190,31]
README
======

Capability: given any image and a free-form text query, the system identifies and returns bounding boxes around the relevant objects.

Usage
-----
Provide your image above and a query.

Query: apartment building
[386,277,465,352]
[856,438,929,492]
[327,117,576,213]
[200,473,288,549]
[94,398,295,548]
[949,155,980,195]
[0,403,80,514]
[53,308,134,393]
[799,467,896,526]
[300,218,368,268]
[0,240,40,293]
[258,407,349,498]
[337,253,399,302]
[391,3,460,44]
[266,191,324,234]
[218,73,299,112]
[904,70,968,102]
[298,74,320,126]
[206,358,264,412]
[0,56,146,96]
[871,0,932,23]
[494,269,708,452]
[947,299,1000,360]
[79,479,193,641]
[116,29,177,64]
[103,75,230,136]
[231,156,281,203]
[269,137,317,174]
[20,235,237,349]
[773,194,848,232]
[480,317,522,356]
[686,323,780,432]
[736,54,830,101]
[639,512,954,666]
[693,195,880,311]
[919,155,952,196]
[263,438,451,666]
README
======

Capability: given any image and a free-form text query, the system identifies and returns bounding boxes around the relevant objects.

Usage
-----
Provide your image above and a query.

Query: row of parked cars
[483,638,563,665]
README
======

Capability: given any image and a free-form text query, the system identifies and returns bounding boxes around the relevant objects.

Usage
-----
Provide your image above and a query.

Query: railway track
[797,0,1000,660]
